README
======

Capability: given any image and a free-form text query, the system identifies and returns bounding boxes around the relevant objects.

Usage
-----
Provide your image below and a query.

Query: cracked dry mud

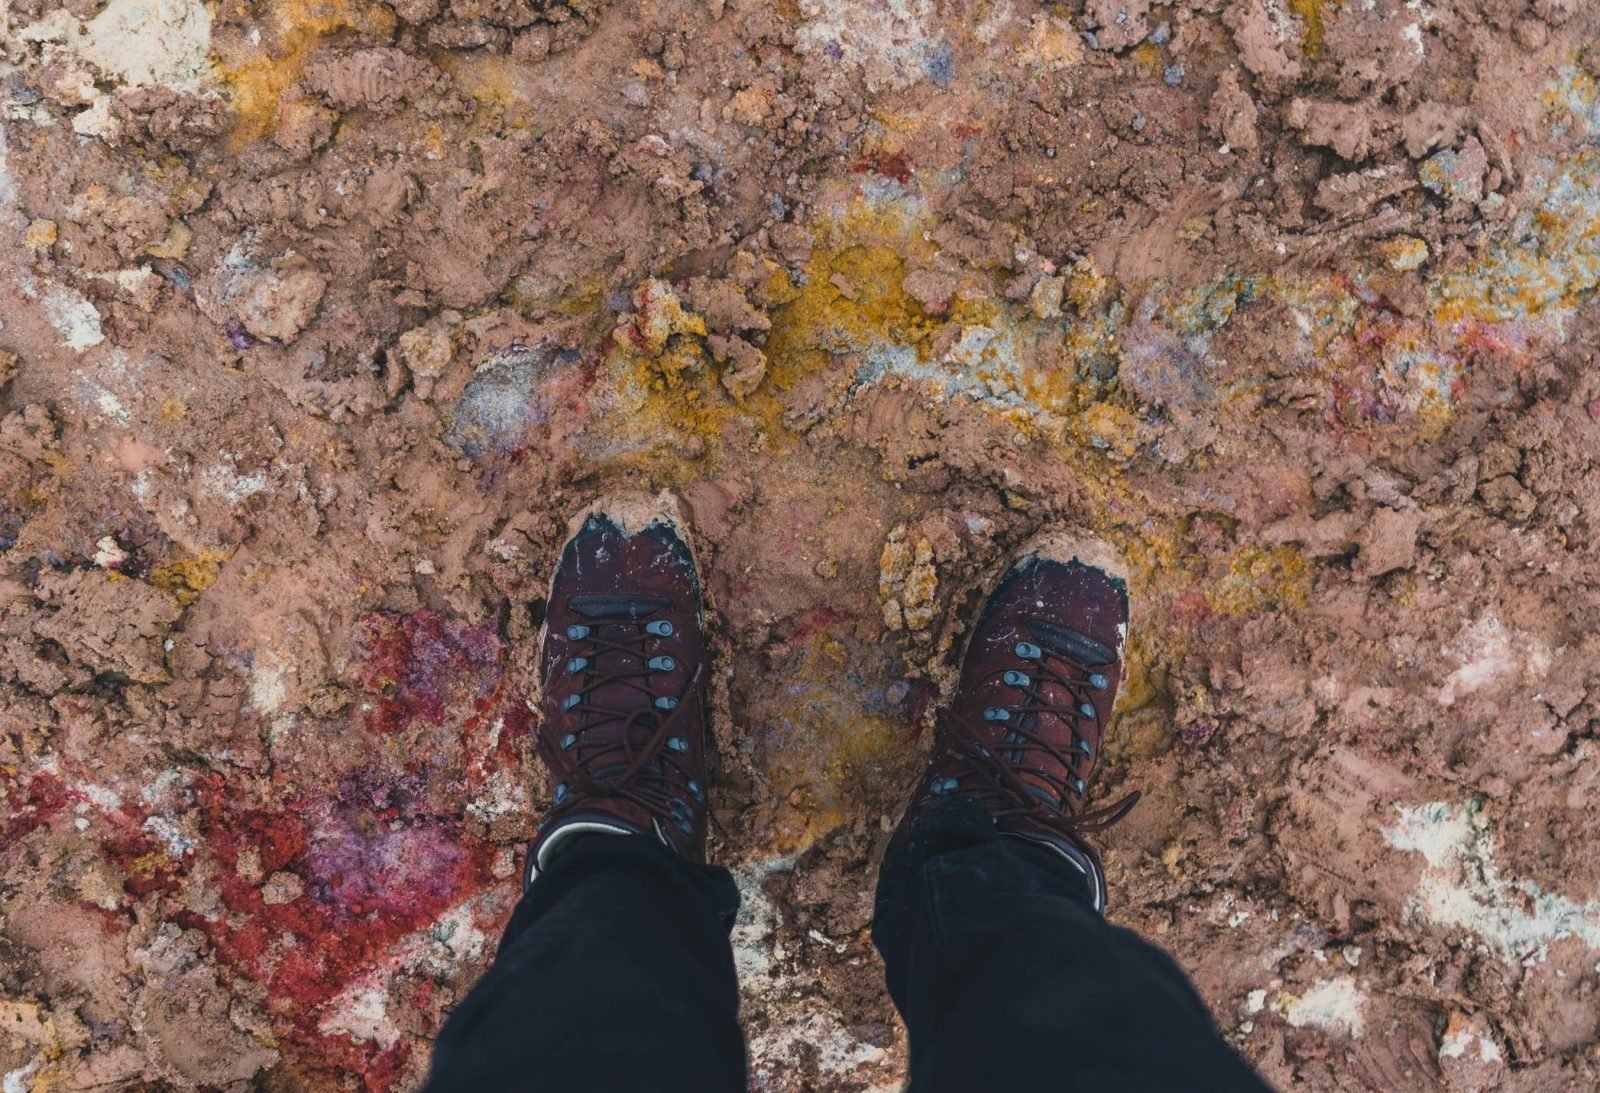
[5,0,1600,1089]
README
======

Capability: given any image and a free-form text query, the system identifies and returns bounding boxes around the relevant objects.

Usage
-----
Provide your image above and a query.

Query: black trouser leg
[427,834,745,1093]
[874,796,1273,1092]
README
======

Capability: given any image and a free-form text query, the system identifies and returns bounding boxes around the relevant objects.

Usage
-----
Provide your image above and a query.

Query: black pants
[428,797,1272,1091]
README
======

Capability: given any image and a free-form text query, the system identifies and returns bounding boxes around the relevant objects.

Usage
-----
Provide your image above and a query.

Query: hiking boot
[525,492,711,886]
[890,531,1140,911]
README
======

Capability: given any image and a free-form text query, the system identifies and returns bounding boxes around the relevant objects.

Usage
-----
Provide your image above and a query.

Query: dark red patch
[181,770,507,1089]
[851,150,913,184]
[2,770,72,841]
[359,611,504,734]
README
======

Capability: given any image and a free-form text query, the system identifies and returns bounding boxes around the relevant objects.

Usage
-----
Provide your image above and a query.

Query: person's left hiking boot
[525,492,711,887]
[887,530,1140,911]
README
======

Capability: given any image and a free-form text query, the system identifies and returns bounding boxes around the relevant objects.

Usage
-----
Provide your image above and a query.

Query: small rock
[1084,0,1151,51]
[1312,166,1414,218]
[1287,97,1375,161]
[1206,70,1259,153]
[1379,236,1430,271]
[1438,1011,1504,1093]
[394,322,456,400]
[260,871,305,905]
[707,333,767,400]
[1354,506,1421,578]
[235,847,264,885]
[236,268,328,343]
[1419,137,1488,206]
[447,346,556,459]
[1029,275,1065,320]
[93,535,128,570]
[274,97,337,159]
[1513,17,1548,51]
[902,269,959,315]
[389,0,439,22]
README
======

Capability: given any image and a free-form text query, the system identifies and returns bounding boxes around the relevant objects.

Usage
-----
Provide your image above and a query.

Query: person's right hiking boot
[889,531,1140,911]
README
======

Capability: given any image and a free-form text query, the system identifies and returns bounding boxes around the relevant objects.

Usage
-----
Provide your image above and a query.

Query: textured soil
[5,0,1600,1089]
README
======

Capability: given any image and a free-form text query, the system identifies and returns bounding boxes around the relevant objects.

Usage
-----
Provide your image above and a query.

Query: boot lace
[543,606,700,833]
[938,641,1139,839]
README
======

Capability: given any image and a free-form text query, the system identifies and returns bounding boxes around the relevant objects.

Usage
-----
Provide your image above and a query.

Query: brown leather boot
[525,492,711,886]
[890,531,1140,911]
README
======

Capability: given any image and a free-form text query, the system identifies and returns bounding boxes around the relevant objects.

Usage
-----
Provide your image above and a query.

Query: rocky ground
[4,0,1600,1089]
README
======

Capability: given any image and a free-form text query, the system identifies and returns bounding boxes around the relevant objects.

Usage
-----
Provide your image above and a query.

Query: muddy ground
[4,0,1600,1088]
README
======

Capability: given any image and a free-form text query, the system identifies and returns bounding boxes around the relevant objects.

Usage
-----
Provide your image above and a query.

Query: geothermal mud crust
[5,0,1600,1088]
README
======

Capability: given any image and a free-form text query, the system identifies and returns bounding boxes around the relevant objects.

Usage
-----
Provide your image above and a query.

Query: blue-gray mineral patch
[446,346,563,459]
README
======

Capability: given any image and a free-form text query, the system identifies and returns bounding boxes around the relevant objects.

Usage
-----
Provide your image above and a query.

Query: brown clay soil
[5,0,1600,1088]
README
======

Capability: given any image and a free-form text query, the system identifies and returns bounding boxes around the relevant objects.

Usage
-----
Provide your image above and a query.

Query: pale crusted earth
[4,0,1600,1089]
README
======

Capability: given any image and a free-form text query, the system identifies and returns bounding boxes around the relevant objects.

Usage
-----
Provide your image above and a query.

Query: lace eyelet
[566,625,590,640]
[648,655,675,672]
[655,695,679,711]
[983,707,1011,722]
[645,620,674,636]
[562,693,583,711]
[567,657,588,673]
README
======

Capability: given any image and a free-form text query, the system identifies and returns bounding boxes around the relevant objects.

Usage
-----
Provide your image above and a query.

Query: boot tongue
[1013,712,1083,810]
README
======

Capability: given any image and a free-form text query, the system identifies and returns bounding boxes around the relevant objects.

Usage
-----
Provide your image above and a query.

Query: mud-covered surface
[5,0,1600,1088]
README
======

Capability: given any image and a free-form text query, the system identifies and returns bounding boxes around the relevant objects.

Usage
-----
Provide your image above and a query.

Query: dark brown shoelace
[545,611,699,828]
[940,647,1140,838]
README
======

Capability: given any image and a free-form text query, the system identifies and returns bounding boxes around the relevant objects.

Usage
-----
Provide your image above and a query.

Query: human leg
[874,531,1271,1092]
[428,493,745,1091]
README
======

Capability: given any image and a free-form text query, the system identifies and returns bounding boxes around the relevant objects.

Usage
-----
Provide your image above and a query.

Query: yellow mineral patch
[1074,402,1144,461]
[1430,150,1600,323]
[1288,0,1339,60]
[1209,545,1310,616]
[592,198,948,474]
[148,549,231,605]
[24,219,57,253]
[507,272,606,319]
[435,52,539,132]
[1019,14,1085,72]
[765,242,935,384]
[216,0,397,143]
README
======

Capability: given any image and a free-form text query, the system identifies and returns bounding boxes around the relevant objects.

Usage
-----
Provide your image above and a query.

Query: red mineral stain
[853,150,913,184]
[2,770,72,841]
[359,610,504,734]
[173,768,507,1089]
